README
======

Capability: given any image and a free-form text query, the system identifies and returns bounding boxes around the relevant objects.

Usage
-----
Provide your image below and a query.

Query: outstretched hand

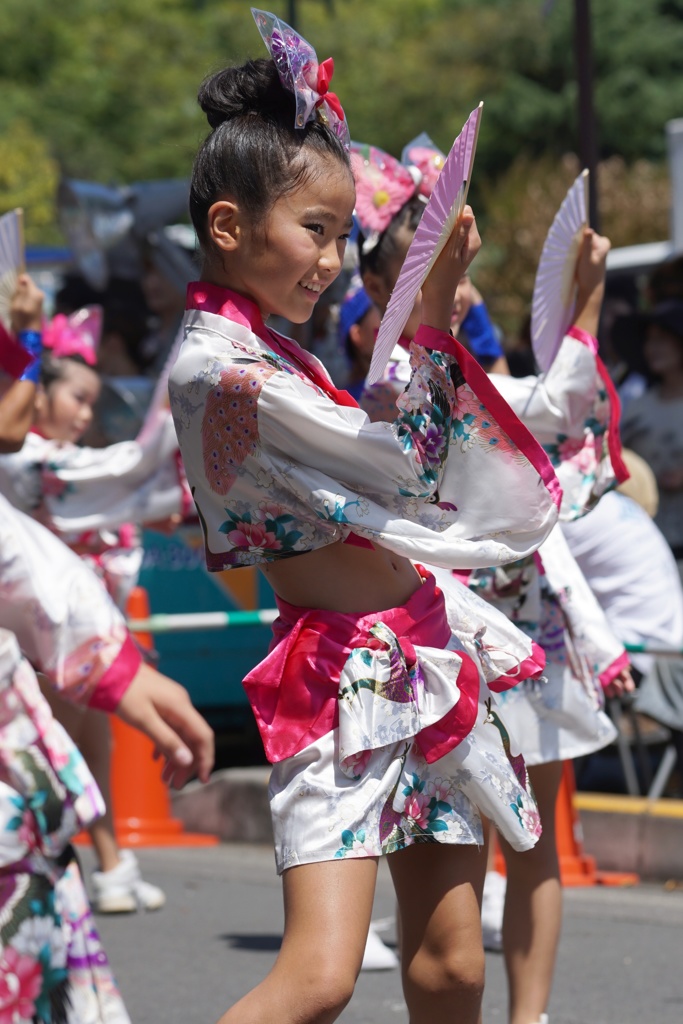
[421,207,482,333]
[116,661,215,789]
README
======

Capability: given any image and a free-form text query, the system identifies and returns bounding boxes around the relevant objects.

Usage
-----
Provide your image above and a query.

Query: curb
[575,792,683,882]
[171,767,273,844]
[171,769,683,881]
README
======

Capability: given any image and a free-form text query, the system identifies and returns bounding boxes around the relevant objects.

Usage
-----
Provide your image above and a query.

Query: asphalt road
[83,845,683,1024]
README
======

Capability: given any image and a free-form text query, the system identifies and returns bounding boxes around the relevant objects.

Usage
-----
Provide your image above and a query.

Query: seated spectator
[619,302,683,568]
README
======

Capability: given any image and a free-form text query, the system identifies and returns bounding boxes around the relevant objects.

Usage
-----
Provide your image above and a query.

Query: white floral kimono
[170,283,561,870]
[0,495,139,1022]
[0,414,189,607]
[362,326,627,765]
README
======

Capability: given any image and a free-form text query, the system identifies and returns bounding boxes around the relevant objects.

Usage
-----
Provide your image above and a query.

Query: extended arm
[0,494,213,786]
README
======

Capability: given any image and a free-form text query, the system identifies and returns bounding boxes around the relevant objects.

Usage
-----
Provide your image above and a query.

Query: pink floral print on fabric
[453,382,521,460]
[558,434,599,476]
[202,363,277,495]
[0,947,43,1023]
[62,625,130,701]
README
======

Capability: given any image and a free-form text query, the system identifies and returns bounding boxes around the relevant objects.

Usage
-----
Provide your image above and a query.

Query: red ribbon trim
[315,57,345,122]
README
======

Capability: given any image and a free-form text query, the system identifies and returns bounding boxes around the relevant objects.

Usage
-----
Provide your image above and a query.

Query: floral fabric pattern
[451,381,527,462]
[218,502,304,559]
[170,295,560,574]
[0,494,139,710]
[358,330,622,769]
[0,415,184,538]
[202,364,277,496]
[493,334,623,522]
[271,676,541,872]
[543,384,611,517]
[0,631,129,1023]
[0,646,103,861]
[0,874,69,1024]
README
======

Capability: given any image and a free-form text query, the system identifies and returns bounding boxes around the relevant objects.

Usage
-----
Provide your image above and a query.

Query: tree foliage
[476,153,671,336]
[0,0,681,256]
[0,120,60,242]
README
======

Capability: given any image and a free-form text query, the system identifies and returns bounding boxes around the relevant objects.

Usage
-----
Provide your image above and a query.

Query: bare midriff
[261,538,422,614]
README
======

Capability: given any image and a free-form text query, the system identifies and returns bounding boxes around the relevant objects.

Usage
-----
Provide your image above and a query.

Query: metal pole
[574,0,600,231]
[666,118,683,253]
[288,0,297,29]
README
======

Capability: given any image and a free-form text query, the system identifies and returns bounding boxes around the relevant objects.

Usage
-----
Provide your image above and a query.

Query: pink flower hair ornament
[350,141,423,252]
[402,132,447,199]
[251,7,350,150]
[42,305,103,366]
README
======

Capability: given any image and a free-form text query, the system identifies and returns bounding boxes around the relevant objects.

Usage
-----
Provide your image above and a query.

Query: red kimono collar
[186,282,358,409]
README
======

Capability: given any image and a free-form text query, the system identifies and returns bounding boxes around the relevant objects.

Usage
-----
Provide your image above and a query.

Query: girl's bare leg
[499,760,563,1024]
[216,856,378,1024]
[78,709,120,872]
[390,842,488,1024]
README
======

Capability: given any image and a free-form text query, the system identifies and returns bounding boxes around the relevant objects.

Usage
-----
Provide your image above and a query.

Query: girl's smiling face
[211,152,355,323]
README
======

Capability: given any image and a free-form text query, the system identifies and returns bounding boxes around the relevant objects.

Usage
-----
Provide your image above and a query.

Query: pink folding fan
[366,103,483,386]
[531,169,590,373]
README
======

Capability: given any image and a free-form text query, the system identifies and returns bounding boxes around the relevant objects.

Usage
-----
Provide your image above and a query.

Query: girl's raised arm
[420,208,481,333]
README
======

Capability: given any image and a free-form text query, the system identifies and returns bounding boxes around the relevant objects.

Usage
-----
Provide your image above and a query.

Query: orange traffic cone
[554,761,599,885]
[493,761,638,886]
[79,586,217,848]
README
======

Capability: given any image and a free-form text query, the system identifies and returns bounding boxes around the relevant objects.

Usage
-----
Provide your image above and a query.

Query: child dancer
[0,304,189,913]
[0,306,187,547]
[354,141,631,1024]
[169,11,563,1023]
[0,492,214,1022]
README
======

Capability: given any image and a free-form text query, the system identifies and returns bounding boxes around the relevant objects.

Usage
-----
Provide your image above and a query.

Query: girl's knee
[503,835,559,881]
[406,943,485,1002]
[289,960,357,1020]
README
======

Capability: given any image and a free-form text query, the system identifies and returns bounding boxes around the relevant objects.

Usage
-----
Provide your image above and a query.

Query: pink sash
[242,570,482,765]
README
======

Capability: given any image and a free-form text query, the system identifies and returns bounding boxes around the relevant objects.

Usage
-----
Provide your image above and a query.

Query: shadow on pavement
[219,933,282,951]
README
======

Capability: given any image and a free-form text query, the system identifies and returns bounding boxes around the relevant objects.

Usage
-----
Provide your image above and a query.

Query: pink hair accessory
[350,141,422,246]
[43,305,103,366]
[251,8,350,149]
[402,133,446,198]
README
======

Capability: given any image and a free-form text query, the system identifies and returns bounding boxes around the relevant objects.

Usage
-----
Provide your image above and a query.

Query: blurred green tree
[0,0,680,251]
[0,119,60,242]
[476,152,670,337]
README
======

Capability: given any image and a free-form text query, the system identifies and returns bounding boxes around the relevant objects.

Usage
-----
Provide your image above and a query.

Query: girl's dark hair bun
[190,56,350,249]
[198,59,291,130]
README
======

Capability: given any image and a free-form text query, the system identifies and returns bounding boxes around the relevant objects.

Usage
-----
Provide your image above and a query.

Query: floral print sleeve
[0,414,186,535]
[258,326,459,502]
[0,494,140,710]
[170,301,560,572]
[493,328,627,520]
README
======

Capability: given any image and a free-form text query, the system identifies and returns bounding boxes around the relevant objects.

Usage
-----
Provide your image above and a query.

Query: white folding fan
[366,103,483,386]
[530,170,589,373]
[0,209,25,331]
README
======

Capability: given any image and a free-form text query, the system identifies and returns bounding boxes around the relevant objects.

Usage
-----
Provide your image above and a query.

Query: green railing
[126,610,683,657]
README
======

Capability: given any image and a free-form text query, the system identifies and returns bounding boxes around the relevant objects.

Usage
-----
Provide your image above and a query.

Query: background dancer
[353,142,631,1024]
